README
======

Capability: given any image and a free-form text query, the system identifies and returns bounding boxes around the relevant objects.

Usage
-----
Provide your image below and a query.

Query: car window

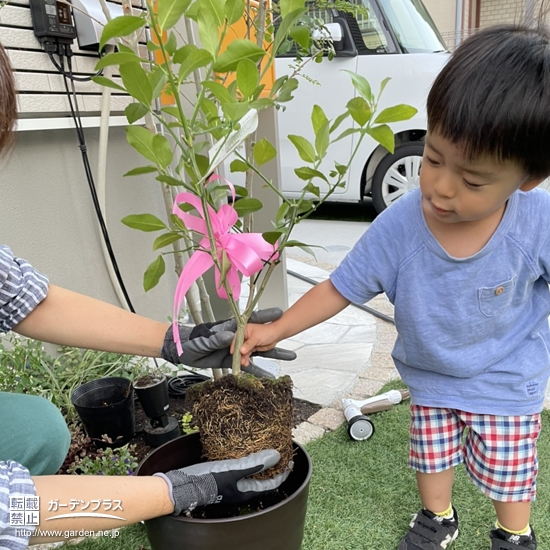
[355,0,394,53]
[377,0,447,53]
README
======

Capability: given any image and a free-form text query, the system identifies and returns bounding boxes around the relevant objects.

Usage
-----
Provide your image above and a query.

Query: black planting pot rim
[133,373,167,389]
[71,376,132,409]
[136,432,312,524]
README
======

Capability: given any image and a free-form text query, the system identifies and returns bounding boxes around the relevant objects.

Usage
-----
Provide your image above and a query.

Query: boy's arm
[13,284,169,357]
[239,279,350,364]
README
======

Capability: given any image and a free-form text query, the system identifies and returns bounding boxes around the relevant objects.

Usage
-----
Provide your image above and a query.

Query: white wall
[0,125,177,321]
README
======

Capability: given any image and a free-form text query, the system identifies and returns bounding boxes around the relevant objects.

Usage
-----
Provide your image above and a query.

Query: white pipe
[97,45,132,311]
[455,0,463,49]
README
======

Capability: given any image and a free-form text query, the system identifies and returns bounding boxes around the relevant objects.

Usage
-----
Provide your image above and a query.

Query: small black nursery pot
[71,377,135,448]
[133,374,170,420]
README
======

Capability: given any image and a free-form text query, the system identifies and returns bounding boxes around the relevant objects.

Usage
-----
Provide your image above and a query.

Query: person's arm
[239,279,350,364]
[30,450,285,544]
[30,475,173,543]
[14,285,168,357]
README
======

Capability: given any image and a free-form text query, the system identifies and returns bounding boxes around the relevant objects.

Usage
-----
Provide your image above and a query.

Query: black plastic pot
[136,432,312,550]
[133,375,169,419]
[71,377,135,448]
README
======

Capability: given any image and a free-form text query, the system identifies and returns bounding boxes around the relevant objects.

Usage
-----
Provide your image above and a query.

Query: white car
[275,0,450,213]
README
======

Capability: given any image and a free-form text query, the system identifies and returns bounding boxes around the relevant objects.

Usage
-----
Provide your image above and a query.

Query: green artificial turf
[64,380,550,549]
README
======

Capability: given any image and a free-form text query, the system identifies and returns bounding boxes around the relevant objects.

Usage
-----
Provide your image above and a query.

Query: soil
[132,389,321,464]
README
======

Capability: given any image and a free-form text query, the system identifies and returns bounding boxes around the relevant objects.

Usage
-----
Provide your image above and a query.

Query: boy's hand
[238,321,283,367]
[155,450,291,515]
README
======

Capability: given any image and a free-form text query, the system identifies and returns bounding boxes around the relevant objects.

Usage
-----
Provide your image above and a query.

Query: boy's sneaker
[489,527,537,549]
[398,507,459,549]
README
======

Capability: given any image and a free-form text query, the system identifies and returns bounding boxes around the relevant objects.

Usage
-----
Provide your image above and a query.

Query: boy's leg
[461,412,540,549]
[399,406,463,549]
[492,501,530,533]
[0,392,71,475]
[416,469,454,514]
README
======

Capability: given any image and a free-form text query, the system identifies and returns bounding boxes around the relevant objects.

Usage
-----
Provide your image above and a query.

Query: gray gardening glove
[154,450,292,515]
[160,308,296,376]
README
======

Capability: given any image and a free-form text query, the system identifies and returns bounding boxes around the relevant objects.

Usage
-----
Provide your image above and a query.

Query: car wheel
[371,142,424,213]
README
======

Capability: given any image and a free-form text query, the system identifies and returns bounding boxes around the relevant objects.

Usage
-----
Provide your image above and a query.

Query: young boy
[240,24,550,549]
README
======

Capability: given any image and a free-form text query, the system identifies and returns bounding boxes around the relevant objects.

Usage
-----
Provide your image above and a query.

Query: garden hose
[167,373,211,398]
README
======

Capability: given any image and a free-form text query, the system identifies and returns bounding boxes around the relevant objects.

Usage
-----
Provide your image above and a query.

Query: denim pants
[0,392,70,475]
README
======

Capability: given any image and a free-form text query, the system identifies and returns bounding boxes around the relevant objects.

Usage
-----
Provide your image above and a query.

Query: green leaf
[165,32,178,56]
[253,138,277,166]
[217,249,232,290]
[92,76,125,92]
[276,76,299,102]
[144,256,166,291]
[199,0,225,26]
[95,51,148,70]
[262,231,283,245]
[222,102,250,122]
[294,166,328,182]
[346,97,372,127]
[275,203,289,224]
[367,124,395,153]
[233,197,263,217]
[230,159,249,172]
[273,8,307,56]
[213,40,266,73]
[282,239,316,257]
[225,0,245,24]
[148,66,168,100]
[329,111,350,133]
[315,121,330,158]
[375,104,418,124]
[156,0,191,30]
[125,103,148,124]
[202,80,233,104]
[343,70,374,104]
[174,45,213,82]
[121,214,166,232]
[289,25,310,50]
[123,165,158,176]
[157,174,184,186]
[378,76,391,99]
[250,98,275,110]
[280,0,305,19]
[233,185,248,197]
[236,59,259,99]
[153,232,183,250]
[126,126,171,166]
[197,10,220,56]
[288,135,316,163]
[99,15,145,51]
[311,104,328,135]
[333,127,359,143]
[305,182,320,198]
[152,134,173,169]
[119,63,153,106]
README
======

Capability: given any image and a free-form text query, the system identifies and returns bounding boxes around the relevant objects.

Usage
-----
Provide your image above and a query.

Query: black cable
[287,269,395,324]
[58,48,136,313]
[47,50,102,82]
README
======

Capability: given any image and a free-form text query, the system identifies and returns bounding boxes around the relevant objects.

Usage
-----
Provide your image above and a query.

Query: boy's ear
[520,177,546,192]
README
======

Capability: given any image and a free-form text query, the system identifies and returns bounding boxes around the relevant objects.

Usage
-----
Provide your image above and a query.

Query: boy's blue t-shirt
[330,187,550,415]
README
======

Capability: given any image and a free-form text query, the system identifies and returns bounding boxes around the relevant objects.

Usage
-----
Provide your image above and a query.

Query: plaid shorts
[409,405,541,502]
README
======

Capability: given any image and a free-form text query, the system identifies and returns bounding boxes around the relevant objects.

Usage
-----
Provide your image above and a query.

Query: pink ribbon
[172,178,278,355]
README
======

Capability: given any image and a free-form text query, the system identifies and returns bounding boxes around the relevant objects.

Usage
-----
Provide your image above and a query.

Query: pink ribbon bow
[172,180,278,355]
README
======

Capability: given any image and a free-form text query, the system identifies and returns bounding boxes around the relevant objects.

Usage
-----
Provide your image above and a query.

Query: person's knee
[0,393,70,475]
[32,399,71,474]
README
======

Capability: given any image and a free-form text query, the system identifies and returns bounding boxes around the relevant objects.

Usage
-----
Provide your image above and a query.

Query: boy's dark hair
[427,24,550,178]
[0,42,16,155]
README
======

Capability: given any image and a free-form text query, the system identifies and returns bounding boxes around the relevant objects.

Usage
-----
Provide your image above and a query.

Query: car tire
[371,142,425,213]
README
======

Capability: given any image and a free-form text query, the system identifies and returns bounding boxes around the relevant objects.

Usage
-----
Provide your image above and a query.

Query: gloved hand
[160,308,296,374]
[154,449,291,515]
